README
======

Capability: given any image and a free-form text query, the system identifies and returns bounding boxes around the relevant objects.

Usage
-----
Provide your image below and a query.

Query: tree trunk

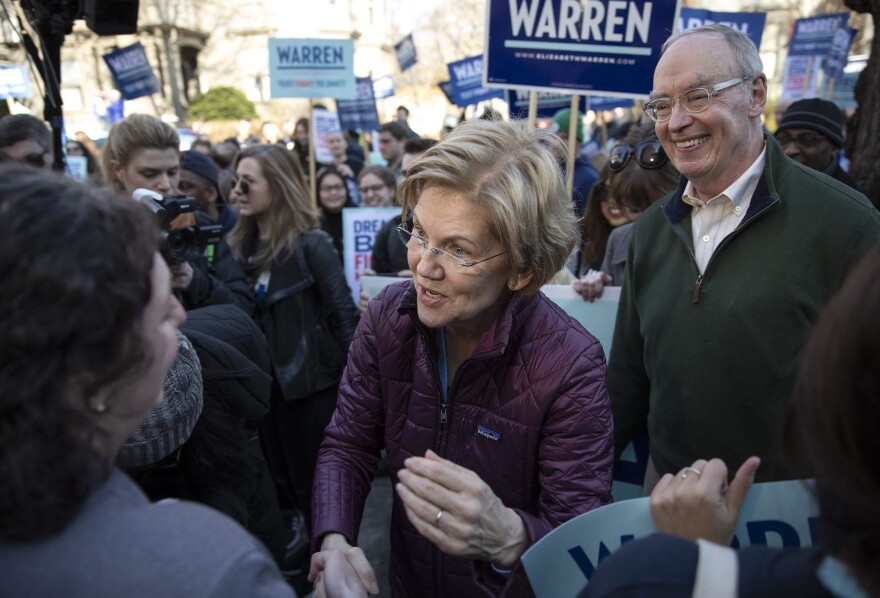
[160,26,186,122]
[843,0,880,203]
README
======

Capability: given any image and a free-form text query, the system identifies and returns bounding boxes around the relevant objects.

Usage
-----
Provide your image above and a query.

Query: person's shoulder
[584,534,698,597]
[774,157,874,215]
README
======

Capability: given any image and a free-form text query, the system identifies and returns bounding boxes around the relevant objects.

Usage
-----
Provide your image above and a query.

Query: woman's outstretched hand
[396,450,529,568]
[308,533,379,597]
[650,456,761,546]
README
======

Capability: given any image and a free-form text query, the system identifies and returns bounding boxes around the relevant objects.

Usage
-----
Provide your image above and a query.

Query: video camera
[133,189,223,265]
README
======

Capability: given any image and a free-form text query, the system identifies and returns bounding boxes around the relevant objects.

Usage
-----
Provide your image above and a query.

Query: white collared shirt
[683,145,767,273]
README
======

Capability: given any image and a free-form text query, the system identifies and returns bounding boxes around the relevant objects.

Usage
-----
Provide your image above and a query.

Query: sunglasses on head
[608,140,668,173]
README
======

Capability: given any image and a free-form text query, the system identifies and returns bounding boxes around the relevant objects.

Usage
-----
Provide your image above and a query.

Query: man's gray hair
[662,24,764,79]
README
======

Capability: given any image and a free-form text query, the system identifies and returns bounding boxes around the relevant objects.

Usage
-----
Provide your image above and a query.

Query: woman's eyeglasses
[608,140,669,173]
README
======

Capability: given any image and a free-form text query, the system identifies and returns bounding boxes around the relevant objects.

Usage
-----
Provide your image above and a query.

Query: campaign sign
[269,38,356,100]
[102,43,160,100]
[447,55,504,107]
[343,207,400,305]
[0,65,32,99]
[781,13,850,100]
[523,479,819,597]
[822,26,856,80]
[438,80,455,104]
[831,55,867,110]
[587,95,635,112]
[312,109,341,164]
[395,34,418,72]
[484,0,681,97]
[678,8,766,49]
[336,77,381,132]
[506,89,588,119]
[373,75,395,99]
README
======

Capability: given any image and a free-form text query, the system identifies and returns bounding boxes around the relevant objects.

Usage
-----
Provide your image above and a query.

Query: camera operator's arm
[178,240,255,314]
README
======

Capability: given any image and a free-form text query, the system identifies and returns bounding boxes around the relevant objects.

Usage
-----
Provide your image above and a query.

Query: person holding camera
[102,114,253,314]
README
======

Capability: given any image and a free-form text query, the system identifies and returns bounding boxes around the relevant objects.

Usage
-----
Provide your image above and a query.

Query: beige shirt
[683,145,767,274]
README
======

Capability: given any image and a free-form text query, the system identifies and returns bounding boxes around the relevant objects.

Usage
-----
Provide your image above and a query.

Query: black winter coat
[248,229,359,401]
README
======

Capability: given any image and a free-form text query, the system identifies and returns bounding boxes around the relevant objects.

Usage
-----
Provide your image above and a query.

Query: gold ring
[434,510,444,526]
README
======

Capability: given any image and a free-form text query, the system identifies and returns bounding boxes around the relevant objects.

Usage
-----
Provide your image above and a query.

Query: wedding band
[685,467,702,476]
[434,510,444,526]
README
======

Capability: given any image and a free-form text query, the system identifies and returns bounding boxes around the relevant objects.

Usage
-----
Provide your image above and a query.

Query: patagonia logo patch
[476,424,501,442]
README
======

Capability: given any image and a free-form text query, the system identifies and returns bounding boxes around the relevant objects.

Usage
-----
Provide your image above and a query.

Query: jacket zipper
[680,197,779,304]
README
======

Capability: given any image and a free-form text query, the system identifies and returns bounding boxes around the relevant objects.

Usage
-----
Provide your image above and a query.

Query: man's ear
[206,186,219,206]
[748,73,768,119]
[509,268,534,293]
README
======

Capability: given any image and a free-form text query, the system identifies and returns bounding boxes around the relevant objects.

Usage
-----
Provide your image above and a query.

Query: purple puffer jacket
[313,281,613,597]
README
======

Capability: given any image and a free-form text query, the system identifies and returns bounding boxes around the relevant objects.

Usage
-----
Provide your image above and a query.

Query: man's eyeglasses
[643,77,750,122]
[397,225,505,269]
[609,140,669,172]
[232,178,250,195]
[774,132,828,149]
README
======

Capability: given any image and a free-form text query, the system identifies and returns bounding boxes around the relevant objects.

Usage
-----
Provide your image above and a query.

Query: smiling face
[112,147,180,196]
[652,32,766,200]
[600,197,633,228]
[408,187,525,342]
[234,157,273,221]
[776,127,837,172]
[318,171,348,213]
[359,172,394,207]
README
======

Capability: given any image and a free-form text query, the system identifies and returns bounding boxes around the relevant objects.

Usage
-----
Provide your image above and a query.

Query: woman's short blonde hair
[101,114,179,194]
[399,118,577,295]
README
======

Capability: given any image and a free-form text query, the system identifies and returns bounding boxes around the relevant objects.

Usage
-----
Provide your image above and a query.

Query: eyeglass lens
[775,133,825,148]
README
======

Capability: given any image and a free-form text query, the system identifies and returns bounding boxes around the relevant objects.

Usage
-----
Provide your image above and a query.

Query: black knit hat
[181,149,220,194]
[776,98,845,147]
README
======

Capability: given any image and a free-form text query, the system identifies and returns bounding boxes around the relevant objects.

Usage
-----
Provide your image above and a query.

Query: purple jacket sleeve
[475,333,615,596]
[311,291,387,552]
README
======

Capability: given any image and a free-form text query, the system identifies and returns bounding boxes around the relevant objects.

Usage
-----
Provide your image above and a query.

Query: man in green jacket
[609,24,880,484]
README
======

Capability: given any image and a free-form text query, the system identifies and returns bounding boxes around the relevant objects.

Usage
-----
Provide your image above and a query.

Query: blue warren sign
[102,43,160,100]
[0,65,32,99]
[269,38,356,99]
[523,479,820,597]
[438,80,455,104]
[447,55,504,107]
[485,0,681,97]
[336,77,381,132]
[788,13,850,58]
[506,89,587,118]
[395,34,418,72]
[678,8,766,49]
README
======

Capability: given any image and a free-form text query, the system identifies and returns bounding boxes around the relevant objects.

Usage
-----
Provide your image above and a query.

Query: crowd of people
[1,22,879,598]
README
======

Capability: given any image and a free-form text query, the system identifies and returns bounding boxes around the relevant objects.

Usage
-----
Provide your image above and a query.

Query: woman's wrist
[320,532,352,551]
[493,510,529,568]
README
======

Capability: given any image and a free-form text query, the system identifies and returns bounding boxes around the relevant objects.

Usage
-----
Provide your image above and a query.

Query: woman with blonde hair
[101,113,253,313]
[310,119,613,596]
[226,144,359,559]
